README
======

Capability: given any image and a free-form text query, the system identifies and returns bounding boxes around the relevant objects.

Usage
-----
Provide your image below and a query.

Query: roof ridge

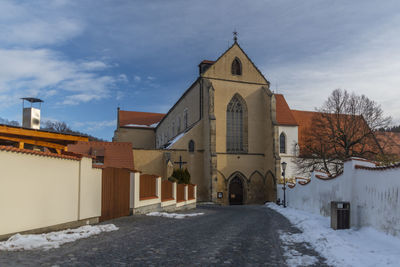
[0,145,80,160]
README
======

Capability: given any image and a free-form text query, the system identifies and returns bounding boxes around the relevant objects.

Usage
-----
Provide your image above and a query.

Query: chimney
[21,98,43,129]
[198,60,215,75]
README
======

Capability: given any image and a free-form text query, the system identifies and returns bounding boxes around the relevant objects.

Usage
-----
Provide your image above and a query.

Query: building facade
[114,41,281,204]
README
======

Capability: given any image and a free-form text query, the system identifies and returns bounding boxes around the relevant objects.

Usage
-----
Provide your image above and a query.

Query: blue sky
[1,0,400,140]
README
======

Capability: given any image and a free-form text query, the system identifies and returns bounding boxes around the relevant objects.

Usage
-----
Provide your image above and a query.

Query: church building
[113,39,281,204]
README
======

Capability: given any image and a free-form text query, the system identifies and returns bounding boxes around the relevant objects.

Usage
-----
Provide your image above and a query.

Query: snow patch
[266,203,400,267]
[124,123,158,128]
[166,132,185,149]
[0,224,118,251]
[278,230,318,267]
[146,212,204,219]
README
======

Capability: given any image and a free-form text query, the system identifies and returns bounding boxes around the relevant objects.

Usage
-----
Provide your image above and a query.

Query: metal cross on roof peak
[233,30,238,43]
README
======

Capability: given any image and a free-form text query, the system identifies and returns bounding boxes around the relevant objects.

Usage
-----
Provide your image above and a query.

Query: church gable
[202,43,269,85]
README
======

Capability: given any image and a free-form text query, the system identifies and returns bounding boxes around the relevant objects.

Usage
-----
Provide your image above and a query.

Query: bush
[170,168,191,184]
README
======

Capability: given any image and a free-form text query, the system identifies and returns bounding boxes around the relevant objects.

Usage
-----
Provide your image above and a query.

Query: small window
[231,58,242,75]
[93,156,104,165]
[188,140,195,152]
[280,132,286,154]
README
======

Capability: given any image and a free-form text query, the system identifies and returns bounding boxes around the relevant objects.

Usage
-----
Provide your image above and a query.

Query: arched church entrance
[229,176,244,205]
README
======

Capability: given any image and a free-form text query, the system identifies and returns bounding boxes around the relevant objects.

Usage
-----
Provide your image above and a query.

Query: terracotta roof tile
[0,145,80,160]
[275,94,298,126]
[118,110,165,127]
[68,141,135,169]
[375,132,400,156]
[290,110,319,145]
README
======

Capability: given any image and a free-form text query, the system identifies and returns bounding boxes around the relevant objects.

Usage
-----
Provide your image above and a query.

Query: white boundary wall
[278,158,400,236]
[129,172,197,213]
[0,149,102,236]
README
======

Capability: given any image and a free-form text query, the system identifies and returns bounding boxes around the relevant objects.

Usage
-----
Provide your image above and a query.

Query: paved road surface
[0,205,328,266]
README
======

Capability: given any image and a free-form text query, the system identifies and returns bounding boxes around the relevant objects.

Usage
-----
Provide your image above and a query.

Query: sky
[1,0,400,140]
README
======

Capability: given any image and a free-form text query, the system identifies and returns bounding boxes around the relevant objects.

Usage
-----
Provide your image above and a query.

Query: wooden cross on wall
[174,155,187,169]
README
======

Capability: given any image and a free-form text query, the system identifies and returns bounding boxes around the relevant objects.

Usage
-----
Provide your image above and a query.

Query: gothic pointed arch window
[231,57,242,75]
[280,132,286,154]
[227,94,248,153]
[188,140,195,152]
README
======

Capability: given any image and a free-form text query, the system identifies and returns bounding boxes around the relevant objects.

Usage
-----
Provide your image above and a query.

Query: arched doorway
[229,176,244,205]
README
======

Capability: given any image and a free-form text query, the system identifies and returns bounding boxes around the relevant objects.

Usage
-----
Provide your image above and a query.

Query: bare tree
[42,120,105,142]
[43,121,72,133]
[295,89,391,177]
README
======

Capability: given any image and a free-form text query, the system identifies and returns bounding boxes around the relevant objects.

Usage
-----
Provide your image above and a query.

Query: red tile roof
[275,94,298,126]
[0,145,80,160]
[68,141,135,170]
[290,110,319,145]
[118,110,165,128]
[375,132,400,157]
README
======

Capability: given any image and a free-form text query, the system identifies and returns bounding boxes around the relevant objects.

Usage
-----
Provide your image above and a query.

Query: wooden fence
[161,180,174,202]
[177,184,185,203]
[100,167,130,222]
[188,184,196,200]
[140,174,158,200]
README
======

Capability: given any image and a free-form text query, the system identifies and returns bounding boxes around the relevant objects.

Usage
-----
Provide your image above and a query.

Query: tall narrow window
[184,109,188,129]
[231,58,242,75]
[226,94,247,153]
[188,140,195,152]
[177,117,181,133]
[280,132,286,154]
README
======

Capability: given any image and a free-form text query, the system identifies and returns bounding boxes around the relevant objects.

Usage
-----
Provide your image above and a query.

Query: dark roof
[199,60,215,65]
[21,97,43,103]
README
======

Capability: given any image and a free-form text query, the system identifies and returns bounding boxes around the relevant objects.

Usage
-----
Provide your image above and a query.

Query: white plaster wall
[0,150,102,236]
[353,167,400,236]
[0,151,79,236]
[278,159,400,236]
[78,157,102,220]
[278,125,298,179]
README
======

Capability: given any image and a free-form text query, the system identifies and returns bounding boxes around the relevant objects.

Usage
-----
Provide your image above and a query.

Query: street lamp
[281,161,287,208]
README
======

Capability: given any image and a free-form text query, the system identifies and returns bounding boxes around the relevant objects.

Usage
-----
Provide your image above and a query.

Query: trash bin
[331,201,350,230]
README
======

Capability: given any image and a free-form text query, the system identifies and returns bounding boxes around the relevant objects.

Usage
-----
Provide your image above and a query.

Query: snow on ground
[197,202,216,205]
[146,212,204,219]
[266,203,400,267]
[0,224,118,251]
[279,236,318,267]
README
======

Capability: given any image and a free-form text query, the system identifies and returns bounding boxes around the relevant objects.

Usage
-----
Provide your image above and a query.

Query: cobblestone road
[0,205,328,266]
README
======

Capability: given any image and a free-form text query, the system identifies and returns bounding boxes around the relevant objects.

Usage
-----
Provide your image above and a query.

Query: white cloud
[0,1,83,46]
[264,14,400,123]
[72,119,116,132]
[0,48,119,107]
[80,61,108,71]
[134,75,141,82]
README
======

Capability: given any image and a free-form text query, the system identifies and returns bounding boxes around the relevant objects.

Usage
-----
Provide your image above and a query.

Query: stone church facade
[114,41,281,205]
